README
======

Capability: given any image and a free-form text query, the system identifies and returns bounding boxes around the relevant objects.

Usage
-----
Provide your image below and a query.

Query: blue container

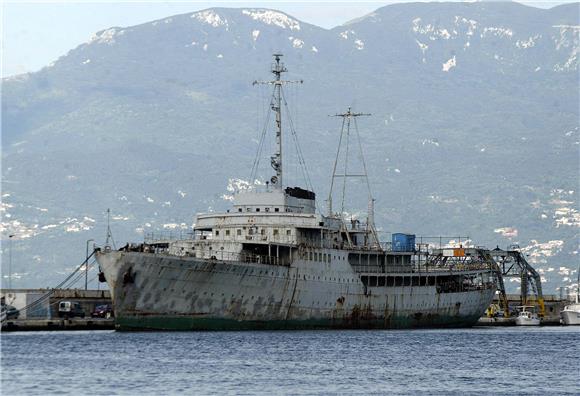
[392,233,416,252]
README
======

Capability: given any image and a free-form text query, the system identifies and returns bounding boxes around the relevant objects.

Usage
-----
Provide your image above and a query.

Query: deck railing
[144,231,194,243]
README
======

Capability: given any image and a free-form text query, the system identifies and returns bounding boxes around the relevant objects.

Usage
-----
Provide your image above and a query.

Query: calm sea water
[1,327,579,395]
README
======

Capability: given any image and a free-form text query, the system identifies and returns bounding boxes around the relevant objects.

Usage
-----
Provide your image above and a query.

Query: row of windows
[302,251,346,263]
[237,207,283,213]
[348,254,411,266]
[214,228,292,237]
[361,275,437,287]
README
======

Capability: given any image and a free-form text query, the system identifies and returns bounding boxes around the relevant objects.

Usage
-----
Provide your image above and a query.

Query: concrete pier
[1,288,111,319]
[478,294,568,326]
[2,318,114,332]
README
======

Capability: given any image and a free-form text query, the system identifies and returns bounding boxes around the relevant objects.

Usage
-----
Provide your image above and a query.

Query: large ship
[96,55,498,330]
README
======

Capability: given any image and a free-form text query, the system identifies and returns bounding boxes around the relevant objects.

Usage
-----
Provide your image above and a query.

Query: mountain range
[2,2,579,294]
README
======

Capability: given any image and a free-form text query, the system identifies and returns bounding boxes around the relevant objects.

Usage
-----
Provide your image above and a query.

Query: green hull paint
[115,314,482,331]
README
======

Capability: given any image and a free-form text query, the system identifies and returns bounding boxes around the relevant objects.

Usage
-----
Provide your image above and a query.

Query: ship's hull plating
[97,251,496,331]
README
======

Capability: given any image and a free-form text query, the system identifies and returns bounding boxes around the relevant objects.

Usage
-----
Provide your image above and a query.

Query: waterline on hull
[114,314,484,331]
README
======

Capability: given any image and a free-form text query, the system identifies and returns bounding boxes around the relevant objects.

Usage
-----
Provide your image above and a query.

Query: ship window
[309,252,313,261]
[378,276,386,287]
[369,276,377,287]
[265,207,270,212]
[247,208,251,212]
[387,277,394,287]
[323,253,326,262]
[273,229,279,236]
[286,230,291,236]
[412,277,420,286]
[260,229,265,235]
[237,229,241,236]
[404,277,411,287]
[215,230,219,236]
[275,208,280,212]
[395,277,403,287]
[256,208,260,212]
[238,208,242,212]
[225,230,230,236]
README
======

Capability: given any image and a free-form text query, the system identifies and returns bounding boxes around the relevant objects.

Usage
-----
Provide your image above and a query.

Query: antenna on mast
[105,208,116,249]
[252,54,303,189]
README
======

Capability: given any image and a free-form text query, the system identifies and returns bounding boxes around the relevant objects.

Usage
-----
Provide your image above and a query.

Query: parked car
[58,301,85,318]
[91,304,114,318]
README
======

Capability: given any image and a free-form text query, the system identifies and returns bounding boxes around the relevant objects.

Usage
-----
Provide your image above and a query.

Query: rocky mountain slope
[2,2,579,293]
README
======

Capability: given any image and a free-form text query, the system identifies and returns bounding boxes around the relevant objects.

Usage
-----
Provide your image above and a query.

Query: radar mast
[253,54,303,189]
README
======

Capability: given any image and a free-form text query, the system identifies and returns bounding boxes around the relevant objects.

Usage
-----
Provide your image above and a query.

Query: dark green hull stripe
[115,314,482,331]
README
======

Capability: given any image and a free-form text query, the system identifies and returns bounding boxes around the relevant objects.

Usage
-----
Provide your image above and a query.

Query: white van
[58,301,85,318]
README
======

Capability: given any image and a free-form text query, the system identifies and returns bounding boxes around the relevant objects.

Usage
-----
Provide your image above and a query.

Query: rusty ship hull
[97,250,496,331]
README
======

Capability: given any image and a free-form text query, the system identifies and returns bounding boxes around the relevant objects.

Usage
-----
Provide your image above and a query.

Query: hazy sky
[2,0,577,77]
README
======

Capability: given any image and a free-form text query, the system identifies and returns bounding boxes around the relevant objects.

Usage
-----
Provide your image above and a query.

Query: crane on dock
[490,246,545,317]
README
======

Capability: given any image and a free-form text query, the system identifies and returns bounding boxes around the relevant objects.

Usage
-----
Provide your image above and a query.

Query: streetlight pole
[85,239,94,291]
[8,235,14,290]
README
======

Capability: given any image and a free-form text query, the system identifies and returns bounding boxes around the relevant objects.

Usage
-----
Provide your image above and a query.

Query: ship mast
[253,54,302,189]
[328,107,380,247]
[328,107,371,216]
